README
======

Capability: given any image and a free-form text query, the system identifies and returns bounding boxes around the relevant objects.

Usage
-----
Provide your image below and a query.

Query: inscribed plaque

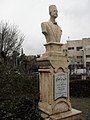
[54,72,68,100]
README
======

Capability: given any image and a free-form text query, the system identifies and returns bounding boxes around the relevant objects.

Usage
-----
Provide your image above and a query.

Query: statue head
[49,5,58,18]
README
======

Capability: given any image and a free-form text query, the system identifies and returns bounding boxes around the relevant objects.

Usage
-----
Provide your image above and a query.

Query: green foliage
[70,80,90,97]
[0,64,41,120]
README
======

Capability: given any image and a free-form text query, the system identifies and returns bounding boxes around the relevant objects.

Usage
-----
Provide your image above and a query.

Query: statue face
[50,6,58,18]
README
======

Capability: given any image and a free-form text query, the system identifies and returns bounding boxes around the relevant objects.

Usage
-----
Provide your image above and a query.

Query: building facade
[61,38,90,74]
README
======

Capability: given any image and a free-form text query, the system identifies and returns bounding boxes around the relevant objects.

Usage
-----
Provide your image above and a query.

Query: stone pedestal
[37,42,82,119]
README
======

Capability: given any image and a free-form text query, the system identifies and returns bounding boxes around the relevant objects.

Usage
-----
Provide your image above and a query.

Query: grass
[70,97,90,120]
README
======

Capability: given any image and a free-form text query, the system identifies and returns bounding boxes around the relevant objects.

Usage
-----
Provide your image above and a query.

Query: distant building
[61,38,90,73]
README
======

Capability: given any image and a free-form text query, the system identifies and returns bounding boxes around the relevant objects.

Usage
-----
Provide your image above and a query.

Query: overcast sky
[0,0,90,55]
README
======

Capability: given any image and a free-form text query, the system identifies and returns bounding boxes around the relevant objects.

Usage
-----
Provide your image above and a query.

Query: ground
[71,97,90,120]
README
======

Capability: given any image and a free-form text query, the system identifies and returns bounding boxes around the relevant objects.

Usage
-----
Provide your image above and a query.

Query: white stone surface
[54,72,68,99]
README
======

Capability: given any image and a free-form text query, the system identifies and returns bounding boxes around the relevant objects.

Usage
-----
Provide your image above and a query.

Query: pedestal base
[41,109,82,120]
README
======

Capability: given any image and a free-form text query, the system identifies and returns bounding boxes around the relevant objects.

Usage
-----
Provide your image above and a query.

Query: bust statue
[41,5,62,43]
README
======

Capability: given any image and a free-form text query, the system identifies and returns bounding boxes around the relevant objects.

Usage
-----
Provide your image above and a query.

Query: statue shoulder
[41,22,49,35]
[41,22,48,27]
[58,25,62,33]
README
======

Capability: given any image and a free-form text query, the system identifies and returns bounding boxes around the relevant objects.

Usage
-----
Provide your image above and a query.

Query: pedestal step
[41,109,82,120]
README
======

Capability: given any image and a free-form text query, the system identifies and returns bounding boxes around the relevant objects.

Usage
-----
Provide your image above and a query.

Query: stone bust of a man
[41,5,62,43]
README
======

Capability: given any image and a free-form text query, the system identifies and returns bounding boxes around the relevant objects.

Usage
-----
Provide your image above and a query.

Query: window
[68,47,74,50]
[63,49,67,52]
[86,55,90,58]
[76,46,82,51]
[77,56,83,58]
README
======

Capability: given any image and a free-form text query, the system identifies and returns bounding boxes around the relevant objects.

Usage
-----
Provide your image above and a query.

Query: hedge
[70,80,90,97]
[0,64,42,120]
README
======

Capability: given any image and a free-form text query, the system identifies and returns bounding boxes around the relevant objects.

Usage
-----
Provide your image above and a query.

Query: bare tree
[0,21,24,55]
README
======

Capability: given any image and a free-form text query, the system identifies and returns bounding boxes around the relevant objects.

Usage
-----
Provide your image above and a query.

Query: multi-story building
[61,38,90,73]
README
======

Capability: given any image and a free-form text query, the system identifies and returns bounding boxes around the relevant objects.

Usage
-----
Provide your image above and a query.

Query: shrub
[0,64,41,119]
[70,80,90,97]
